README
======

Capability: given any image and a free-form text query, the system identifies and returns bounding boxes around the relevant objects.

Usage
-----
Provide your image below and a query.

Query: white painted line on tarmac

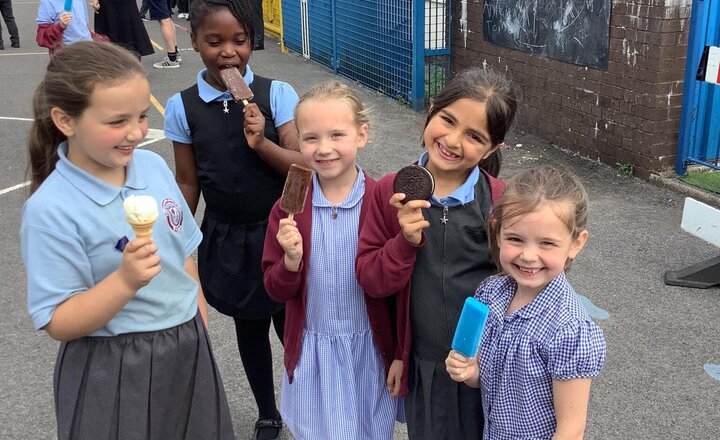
[0,181,30,196]
[0,130,166,197]
[0,116,33,122]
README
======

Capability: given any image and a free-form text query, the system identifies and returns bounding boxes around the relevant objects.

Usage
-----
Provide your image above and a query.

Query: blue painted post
[331,0,338,74]
[676,0,711,175]
[411,0,425,111]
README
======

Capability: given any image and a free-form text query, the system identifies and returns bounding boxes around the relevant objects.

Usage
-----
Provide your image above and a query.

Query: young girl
[445,165,607,439]
[164,0,304,438]
[21,41,233,440]
[262,81,401,439]
[355,67,518,439]
[36,0,107,54]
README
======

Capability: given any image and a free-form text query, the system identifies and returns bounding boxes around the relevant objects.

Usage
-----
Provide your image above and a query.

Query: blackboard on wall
[483,0,611,70]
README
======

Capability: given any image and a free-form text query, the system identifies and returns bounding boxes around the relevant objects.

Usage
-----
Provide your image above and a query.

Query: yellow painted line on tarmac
[150,39,164,51]
[151,94,165,116]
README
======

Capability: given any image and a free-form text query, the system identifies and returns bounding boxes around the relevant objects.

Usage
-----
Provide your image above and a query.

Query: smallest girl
[263,81,401,440]
[446,165,606,440]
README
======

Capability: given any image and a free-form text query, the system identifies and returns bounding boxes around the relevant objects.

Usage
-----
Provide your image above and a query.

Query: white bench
[664,197,720,288]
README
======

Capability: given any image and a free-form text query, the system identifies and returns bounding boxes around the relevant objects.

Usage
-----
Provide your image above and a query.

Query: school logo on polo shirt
[162,198,183,232]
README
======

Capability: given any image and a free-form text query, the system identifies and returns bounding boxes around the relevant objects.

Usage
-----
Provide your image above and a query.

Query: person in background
[93,0,154,58]
[148,0,180,68]
[0,0,20,49]
[36,0,107,54]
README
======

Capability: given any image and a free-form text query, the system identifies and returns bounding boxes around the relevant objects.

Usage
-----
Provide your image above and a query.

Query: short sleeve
[548,320,606,380]
[270,80,299,127]
[164,93,192,144]
[21,223,93,330]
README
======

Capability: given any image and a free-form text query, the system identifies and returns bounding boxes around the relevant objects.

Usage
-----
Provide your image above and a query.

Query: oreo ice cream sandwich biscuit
[393,165,435,203]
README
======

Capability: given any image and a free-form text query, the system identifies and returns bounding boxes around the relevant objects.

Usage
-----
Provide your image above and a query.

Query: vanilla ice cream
[123,195,159,224]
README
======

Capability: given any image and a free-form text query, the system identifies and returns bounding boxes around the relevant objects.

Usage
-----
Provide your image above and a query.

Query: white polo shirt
[21,144,202,336]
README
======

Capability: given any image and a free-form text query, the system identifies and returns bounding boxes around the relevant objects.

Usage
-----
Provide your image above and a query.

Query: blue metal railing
[282,0,450,110]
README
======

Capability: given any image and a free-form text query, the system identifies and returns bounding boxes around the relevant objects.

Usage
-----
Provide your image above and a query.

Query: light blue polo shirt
[164,65,299,143]
[418,151,480,207]
[36,0,92,46]
[21,144,202,336]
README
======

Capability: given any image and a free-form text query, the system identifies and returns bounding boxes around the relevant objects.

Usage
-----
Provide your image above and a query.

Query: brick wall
[451,0,692,178]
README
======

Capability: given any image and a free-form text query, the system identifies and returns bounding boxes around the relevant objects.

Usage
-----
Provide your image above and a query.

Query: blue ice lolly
[63,0,73,11]
[451,297,490,358]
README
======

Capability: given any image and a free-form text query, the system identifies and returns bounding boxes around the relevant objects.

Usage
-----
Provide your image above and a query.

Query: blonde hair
[294,80,369,128]
[488,165,589,271]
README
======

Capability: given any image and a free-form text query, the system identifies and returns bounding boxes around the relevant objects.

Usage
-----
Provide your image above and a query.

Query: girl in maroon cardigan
[262,81,400,439]
[355,68,518,440]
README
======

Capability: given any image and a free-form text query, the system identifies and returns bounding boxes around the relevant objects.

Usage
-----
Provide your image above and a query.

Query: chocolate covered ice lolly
[280,164,313,220]
[220,67,254,106]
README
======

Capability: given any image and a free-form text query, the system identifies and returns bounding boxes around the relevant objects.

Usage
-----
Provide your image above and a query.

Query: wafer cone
[129,219,156,238]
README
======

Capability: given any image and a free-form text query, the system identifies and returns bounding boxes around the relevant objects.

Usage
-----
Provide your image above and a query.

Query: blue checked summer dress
[280,171,397,440]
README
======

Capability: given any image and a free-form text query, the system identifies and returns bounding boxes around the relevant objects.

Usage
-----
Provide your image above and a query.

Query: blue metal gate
[282,0,450,110]
[677,0,720,174]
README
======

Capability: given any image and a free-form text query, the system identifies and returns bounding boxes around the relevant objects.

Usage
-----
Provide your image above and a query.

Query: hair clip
[497,142,507,149]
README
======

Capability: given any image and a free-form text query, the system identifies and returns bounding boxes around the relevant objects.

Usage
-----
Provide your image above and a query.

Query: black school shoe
[0,43,4,50]
[11,42,19,48]
[253,417,282,440]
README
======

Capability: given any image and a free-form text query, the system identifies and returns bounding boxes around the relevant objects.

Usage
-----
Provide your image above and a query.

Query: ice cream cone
[129,219,156,238]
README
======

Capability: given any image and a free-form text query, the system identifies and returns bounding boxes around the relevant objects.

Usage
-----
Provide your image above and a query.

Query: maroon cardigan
[355,169,505,396]
[262,172,398,386]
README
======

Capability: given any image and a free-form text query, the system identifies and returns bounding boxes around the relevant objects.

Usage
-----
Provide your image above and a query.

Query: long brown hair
[487,165,589,271]
[28,41,146,193]
[425,68,518,177]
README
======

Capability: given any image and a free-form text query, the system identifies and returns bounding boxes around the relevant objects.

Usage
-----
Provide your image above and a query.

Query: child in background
[446,165,606,439]
[262,80,401,440]
[21,42,233,440]
[36,0,106,54]
[164,0,304,438]
[356,67,518,440]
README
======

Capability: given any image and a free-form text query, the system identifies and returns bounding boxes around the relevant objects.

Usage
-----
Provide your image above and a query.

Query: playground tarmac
[1,4,719,439]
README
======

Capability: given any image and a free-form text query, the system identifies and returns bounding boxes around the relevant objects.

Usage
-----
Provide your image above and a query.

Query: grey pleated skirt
[53,313,234,440]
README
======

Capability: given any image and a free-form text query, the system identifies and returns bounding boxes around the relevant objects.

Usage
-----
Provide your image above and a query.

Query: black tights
[233,309,285,420]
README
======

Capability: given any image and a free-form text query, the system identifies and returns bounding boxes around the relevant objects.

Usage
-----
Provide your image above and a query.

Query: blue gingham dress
[475,273,606,440]
[280,171,397,440]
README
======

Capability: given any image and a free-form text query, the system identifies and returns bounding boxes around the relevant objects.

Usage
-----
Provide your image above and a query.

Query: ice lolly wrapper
[64,0,73,11]
[123,195,159,239]
[451,297,490,358]
[220,67,254,106]
[280,164,313,219]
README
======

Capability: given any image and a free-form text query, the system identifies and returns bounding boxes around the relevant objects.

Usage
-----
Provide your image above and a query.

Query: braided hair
[189,0,256,47]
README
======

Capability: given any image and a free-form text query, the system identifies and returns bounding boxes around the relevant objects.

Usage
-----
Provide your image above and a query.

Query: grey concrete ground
[1,2,719,439]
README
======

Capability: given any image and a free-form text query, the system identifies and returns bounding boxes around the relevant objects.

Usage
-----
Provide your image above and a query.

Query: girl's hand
[243,103,267,150]
[386,359,403,397]
[92,0,100,12]
[117,237,161,291]
[59,12,73,28]
[277,217,302,271]
[445,350,480,386]
[390,193,430,246]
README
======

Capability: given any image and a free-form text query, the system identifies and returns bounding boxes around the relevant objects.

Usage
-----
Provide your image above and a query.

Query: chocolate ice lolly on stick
[220,67,254,106]
[280,164,313,220]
